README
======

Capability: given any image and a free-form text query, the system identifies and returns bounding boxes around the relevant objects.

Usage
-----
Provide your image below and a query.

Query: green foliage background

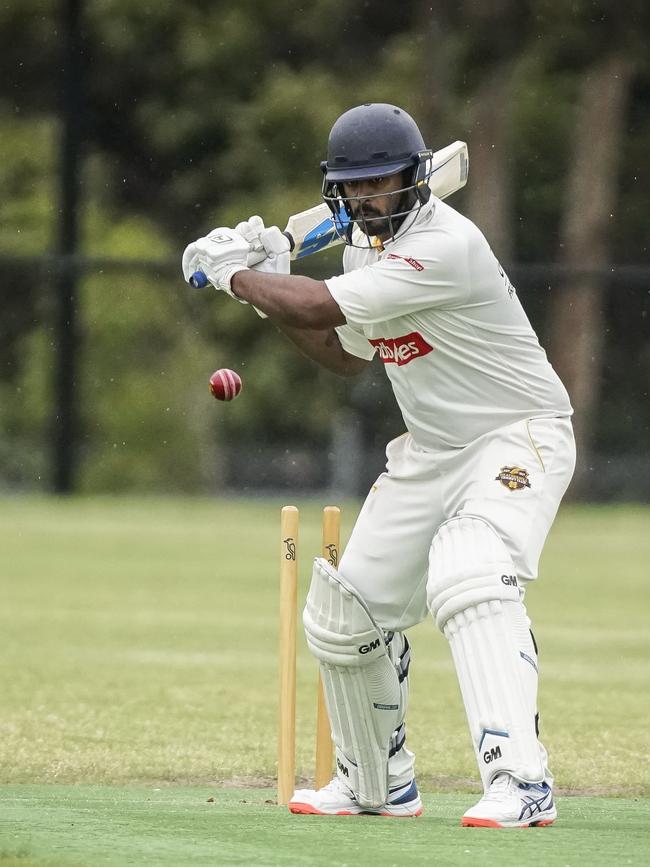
[0,0,647,492]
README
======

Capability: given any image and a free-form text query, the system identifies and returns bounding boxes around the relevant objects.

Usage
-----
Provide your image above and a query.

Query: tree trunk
[416,2,519,262]
[547,54,634,496]
[465,70,515,264]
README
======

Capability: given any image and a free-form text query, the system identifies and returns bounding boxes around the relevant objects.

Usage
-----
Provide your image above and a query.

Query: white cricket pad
[428,516,544,789]
[303,558,403,807]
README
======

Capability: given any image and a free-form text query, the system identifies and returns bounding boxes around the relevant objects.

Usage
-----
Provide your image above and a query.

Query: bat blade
[285,204,347,260]
[189,141,468,287]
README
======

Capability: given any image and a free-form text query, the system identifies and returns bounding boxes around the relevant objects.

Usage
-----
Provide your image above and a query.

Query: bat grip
[189,271,209,288]
[188,232,294,289]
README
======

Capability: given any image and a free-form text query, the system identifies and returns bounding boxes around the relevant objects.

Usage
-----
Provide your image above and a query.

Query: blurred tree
[0,117,55,375]
[448,0,528,261]
[80,0,422,238]
[549,52,637,491]
[534,1,646,492]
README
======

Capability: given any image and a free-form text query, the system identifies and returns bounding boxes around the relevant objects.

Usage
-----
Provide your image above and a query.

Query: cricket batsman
[182,104,576,827]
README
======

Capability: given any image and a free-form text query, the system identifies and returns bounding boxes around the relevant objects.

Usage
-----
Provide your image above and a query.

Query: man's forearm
[231,270,345,329]
[273,321,369,377]
[231,269,367,376]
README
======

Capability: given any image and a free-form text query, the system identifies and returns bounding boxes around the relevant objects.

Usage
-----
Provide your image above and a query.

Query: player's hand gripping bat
[189,140,468,288]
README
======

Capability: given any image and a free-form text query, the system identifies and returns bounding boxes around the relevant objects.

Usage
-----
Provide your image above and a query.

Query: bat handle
[189,271,209,288]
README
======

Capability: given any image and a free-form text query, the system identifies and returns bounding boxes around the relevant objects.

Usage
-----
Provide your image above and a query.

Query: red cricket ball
[209,368,242,402]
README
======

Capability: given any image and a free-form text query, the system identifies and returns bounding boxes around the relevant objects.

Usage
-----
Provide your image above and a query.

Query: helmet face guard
[320,104,434,246]
[321,150,434,247]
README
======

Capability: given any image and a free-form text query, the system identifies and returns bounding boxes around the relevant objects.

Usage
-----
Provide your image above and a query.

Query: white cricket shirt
[326,198,572,451]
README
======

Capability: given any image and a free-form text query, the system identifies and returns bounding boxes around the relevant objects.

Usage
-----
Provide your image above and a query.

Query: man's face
[340,173,407,240]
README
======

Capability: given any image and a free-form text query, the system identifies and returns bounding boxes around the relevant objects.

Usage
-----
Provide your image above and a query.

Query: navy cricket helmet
[321,103,434,244]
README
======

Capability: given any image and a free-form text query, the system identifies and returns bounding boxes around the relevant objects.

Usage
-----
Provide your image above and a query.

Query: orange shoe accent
[288,802,423,818]
[288,802,353,816]
[462,816,555,828]
[462,817,503,828]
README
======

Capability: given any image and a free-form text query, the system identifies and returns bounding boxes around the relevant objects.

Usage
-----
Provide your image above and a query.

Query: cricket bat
[189,140,468,288]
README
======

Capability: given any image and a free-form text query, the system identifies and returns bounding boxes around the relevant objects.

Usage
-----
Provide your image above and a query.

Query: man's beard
[352,190,411,238]
[355,208,392,238]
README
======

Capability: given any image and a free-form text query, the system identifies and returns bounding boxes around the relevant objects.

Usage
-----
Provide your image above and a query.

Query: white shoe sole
[462,806,557,828]
[288,799,423,817]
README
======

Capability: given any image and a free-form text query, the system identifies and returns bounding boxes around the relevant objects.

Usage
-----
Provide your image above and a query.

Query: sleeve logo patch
[385,253,424,271]
[368,332,434,365]
[495,466,531,491]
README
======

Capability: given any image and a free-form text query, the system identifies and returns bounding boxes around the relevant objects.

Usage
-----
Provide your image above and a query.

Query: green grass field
[1,497,649,866]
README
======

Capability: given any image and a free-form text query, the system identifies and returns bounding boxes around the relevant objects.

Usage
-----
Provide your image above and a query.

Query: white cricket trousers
[339,416,576,631]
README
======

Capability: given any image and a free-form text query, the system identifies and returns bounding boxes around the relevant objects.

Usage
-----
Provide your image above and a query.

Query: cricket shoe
[462,773,557,828]
[288,776,423,817]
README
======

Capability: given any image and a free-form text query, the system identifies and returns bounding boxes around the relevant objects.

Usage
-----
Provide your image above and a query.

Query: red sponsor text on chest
[368,332,434,365]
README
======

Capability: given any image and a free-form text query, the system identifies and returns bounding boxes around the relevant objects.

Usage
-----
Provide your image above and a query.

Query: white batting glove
[234,215,267,253]
[181,227,251,300]
[234,217,291,318]
[235,216,291,275]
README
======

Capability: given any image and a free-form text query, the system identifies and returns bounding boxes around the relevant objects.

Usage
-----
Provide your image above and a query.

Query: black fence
[0,255,648,501]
